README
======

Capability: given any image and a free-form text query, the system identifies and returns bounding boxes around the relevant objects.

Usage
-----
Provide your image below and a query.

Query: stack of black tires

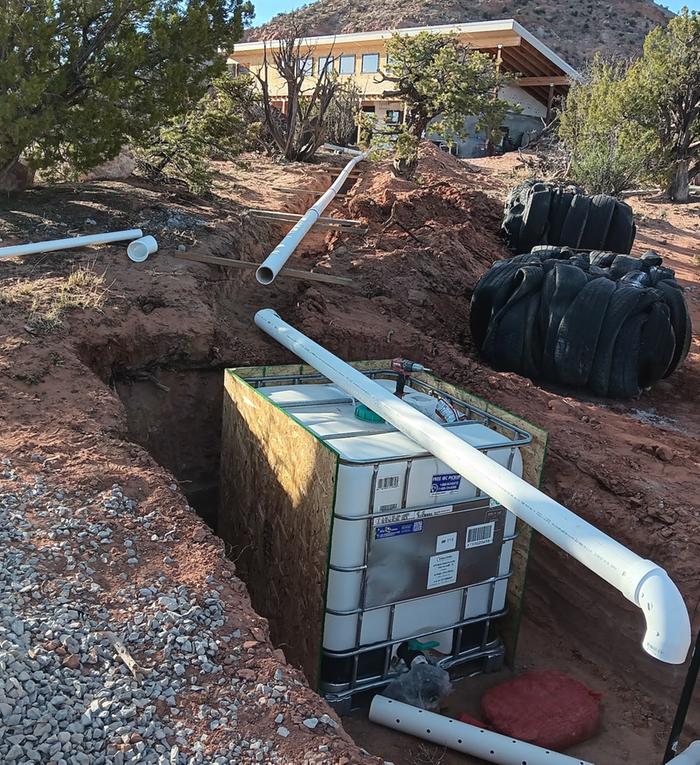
[470,247,691,398]
[503,181,636,254]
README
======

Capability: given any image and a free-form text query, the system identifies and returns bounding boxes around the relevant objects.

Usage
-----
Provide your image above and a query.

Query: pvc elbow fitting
[635,568,691,664]
[667,741,700,764]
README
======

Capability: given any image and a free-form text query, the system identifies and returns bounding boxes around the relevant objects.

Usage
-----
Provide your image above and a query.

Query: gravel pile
[0,457,365,765]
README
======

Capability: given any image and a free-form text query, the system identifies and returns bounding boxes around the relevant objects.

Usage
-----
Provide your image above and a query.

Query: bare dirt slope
[248,0,673,68]
[1,144,699,764]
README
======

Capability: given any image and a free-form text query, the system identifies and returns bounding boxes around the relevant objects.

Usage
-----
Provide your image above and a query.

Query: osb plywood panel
[219,371,338,688]
[229,362,548,668]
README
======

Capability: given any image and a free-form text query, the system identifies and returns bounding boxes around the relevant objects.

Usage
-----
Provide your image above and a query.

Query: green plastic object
[354,403,385,423]
[408,638,440,651]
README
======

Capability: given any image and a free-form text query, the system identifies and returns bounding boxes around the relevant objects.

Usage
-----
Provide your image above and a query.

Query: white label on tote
[431,473,462,494]
[372,505,452,527]
[427,551,459,589]
[377,475,400,491]
[466,521,495,549]
[436,532,457,553]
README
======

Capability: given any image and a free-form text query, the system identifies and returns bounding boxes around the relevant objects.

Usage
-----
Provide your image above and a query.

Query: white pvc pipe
[667,741,700,764]
[127,235,158,263]
[322,142,365,156]
[0,229,143,258]
[254,309,691,665]
[255,152,368,285]
[369,696,594,765]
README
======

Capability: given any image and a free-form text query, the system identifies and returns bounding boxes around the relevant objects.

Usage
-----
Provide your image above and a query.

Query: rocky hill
[248,0,673,68]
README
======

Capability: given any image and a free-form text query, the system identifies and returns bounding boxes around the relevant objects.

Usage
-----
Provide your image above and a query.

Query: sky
[249,0,700,26]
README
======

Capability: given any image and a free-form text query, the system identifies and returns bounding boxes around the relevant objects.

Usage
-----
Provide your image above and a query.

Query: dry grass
[0,280,35,306]
[409,742,447,765]
[1,263,110,333]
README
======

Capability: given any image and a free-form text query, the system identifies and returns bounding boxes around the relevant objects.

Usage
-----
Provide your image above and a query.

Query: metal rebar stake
[663,628,700,763]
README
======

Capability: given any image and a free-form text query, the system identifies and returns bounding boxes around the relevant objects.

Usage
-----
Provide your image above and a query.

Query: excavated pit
[108,352,700,764]
[113,367,225,530]
[2,145,694,763]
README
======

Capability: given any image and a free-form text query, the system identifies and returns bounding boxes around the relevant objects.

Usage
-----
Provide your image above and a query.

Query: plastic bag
[382,660,452,711]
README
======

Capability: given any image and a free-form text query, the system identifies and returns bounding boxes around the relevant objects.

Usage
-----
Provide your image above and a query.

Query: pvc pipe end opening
[256,266,275,285]
[127,242,150,262]
[127,236,157,263]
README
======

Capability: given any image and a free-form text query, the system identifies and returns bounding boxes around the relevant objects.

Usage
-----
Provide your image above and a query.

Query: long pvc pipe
[254,308,691,665]
[321,142,365,156]
[0,229,143,258]
[369,696,595,765]
[255,152,368,285]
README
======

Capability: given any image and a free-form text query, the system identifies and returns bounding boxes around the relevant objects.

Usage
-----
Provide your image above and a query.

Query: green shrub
[0,0,252,188]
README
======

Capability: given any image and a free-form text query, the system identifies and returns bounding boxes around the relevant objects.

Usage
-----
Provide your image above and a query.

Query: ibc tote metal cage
[219,365,541,710]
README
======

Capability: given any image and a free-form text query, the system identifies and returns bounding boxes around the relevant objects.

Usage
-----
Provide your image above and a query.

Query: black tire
[470,261,523,349]
[502,181,540,251]
[519,189,552,252]
[604,201,635,254]
[554,277,617,386]
[638,300,675,386]
[619,271,650,288]
[560,194,592,248]
[521,288,545,378]
[641,250,663,269]
[481,266,544,373]
[541,263,589,381]
[547,190,575,245]
[590,251,616,268]
[655,279,692,375]
[588,285,657,396]
[607,311,646,398]
[531,245,565,259]
[648,265,676,285]
[579,194,617,250]
[609,254,642,280]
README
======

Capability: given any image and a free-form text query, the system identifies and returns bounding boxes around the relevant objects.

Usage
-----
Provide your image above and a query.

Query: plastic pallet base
[324,641,506,713]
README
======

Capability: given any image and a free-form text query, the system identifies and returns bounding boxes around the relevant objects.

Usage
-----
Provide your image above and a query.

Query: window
[339,55,356,75]
[302,57,313,76]
[386,109,403,125]
[361,53,379,73]
[318,56,334,74]
[385,52,395,71]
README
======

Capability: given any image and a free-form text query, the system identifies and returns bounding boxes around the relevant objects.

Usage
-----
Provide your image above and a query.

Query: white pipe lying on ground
[255,151,368,285]
[0,229,143,259]
[127,235,158,263]
[254,308,691,665]
[369,696,595,765]
[321,142,365,156]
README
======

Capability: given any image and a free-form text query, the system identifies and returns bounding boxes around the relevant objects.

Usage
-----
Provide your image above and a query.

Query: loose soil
[1,144,698,765]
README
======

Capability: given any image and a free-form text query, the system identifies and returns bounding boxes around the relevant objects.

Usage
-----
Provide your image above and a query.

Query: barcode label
[465,522,495,549]
[377,476,400,490]
[379,503,399,512]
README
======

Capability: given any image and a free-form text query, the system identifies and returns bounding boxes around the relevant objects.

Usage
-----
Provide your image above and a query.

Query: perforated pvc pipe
[254,308,691,665]
[0,229,143,258]
[255,151,368,285]
[369,697,595,765]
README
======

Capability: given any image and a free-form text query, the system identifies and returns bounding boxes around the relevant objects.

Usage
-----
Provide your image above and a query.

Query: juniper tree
[624,8,700,202]
[377,32,513,141]
[0,0,252,188]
